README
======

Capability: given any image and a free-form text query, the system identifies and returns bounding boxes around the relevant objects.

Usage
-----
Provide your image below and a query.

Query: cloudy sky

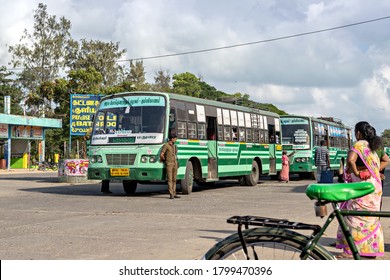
[1,0,390,133]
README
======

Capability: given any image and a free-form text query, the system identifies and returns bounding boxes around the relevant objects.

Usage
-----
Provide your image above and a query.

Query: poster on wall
[58,159,89,177]
[11,126,43,139]
[0,124,8,138]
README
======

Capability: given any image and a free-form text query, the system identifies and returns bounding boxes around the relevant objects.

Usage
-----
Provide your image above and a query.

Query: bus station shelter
[0,113,62,170]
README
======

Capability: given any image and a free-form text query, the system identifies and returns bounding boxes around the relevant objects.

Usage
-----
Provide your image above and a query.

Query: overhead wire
[6,15,390,71]
[118,15,390,62]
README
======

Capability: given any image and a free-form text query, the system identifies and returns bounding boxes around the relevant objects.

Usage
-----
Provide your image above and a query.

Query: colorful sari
[336,140,385,257]
[279,155,289,182]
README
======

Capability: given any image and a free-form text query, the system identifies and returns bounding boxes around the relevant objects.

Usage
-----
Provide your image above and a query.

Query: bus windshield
[90,95,166,145]
[281,118,310,149]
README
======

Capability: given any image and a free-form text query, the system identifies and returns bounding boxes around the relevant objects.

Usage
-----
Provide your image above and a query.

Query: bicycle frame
[205,182,389,260]
[224,202,390,260]
[300,202,390,260]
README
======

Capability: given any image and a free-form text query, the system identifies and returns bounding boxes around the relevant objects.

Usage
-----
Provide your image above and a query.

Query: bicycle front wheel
[204,227,335,260]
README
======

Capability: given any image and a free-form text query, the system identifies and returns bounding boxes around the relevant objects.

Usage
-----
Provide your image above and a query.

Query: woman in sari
[279,150,295,183]
[279,151,290,183]
[336,121,385,258]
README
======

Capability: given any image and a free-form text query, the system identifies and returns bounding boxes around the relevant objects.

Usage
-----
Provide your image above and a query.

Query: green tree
[124,60,151,91]
[67,67,104,95]
[381,129,390,147]
[198,81,227,100]
[152,69,171,92]
[68,39,126,87]
[172,72,202,97]
[0,66,24,114]
[38,67,105,157]
[8,3,73,116]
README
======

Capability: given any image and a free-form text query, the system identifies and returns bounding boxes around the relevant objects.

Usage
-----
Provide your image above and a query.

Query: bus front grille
[106,154,136,165]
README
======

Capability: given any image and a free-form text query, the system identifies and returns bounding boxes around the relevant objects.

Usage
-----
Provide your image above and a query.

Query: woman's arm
[346,150,360,177]
[380,153,390,171]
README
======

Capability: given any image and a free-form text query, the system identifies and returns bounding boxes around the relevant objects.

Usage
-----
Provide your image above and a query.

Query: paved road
[0,169,389,260]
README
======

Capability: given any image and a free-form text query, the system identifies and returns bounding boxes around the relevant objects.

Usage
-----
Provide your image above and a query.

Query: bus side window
[177,121,187,138]
[169,109,177,136]
[188,122,197,139]
[224,126,231,141]
[269,129,275,143]
[232,127,238,141]
[239,128,246,142]
[198,123,206,139]
[264,130,269,143]
[275,132,280,144]
[217,125,223,140]
[253,129,260,143]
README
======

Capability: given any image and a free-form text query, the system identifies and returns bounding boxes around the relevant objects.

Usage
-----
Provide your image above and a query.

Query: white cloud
[2,0,390,134]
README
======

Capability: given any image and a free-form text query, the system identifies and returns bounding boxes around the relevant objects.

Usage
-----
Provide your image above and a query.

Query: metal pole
[69,136,72,158]
[64,140,67,159]
[77,140,79,159]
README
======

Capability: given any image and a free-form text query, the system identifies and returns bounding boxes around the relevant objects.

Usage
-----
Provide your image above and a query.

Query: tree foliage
[172,72,202,97]
[124,60,151,91]
[152,69,171,92]
[67,39,126,87]
[0,67,24,114]
[8,3,73,116]
[381,129,390,147]
[3,3,291,158]
[198,81,227,100]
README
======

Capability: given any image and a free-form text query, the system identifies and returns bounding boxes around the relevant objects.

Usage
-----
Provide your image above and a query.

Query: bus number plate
[110,168,129,176]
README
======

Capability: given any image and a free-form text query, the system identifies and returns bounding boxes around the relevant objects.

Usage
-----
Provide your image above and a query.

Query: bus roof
[280,114,351,129]
[101,91,280,118]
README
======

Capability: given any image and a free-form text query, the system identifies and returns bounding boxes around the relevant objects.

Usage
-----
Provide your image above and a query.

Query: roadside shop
[0,112,62,170]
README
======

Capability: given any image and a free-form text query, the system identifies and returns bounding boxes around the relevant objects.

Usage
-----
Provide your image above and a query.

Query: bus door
[268,124,277,174]
[206,117,218,179]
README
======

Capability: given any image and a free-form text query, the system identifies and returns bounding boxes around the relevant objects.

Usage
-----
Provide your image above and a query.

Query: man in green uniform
[160,134,180,199]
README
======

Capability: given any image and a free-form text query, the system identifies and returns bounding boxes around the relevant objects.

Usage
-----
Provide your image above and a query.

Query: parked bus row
[87,91,351,195]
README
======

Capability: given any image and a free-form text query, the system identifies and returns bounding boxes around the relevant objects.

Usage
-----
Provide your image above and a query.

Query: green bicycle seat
[306,182,375,202]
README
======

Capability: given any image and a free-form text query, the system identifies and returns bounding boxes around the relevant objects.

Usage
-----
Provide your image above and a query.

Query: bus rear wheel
[244,160,259,186]
[123,180,137,195]
[180,161,194,194]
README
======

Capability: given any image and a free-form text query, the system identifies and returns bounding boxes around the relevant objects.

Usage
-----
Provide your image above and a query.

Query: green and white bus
[87,91,283,194]
[280,115,352,179]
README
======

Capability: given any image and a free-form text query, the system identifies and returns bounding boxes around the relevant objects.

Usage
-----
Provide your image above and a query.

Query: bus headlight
[295,157,310,163]
[90,155,103,163]
[141,155,148,163]
[141,155,158,163]
[149,156,157,163]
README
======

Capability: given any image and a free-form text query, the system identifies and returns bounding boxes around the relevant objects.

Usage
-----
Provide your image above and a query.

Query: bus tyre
[238,176,246,185]
[244,160,259,186]
[180,161,194,194]
[123,180,137,195]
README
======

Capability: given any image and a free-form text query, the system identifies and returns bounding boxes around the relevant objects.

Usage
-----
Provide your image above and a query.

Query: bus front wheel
[180,161,194,194]
[123,180,137,195]
[244,160,259,186]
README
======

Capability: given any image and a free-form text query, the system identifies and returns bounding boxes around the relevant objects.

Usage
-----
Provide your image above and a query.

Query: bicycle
[28,158,37,171]
[37,161,58,171]
[203,181,390,260]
